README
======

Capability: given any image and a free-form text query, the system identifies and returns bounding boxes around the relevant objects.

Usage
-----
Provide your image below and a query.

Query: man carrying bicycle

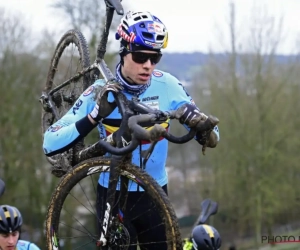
[0,205,40,250]
[43,10,220,250]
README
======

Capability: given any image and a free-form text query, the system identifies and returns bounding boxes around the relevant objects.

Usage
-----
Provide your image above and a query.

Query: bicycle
[40,0,219,249]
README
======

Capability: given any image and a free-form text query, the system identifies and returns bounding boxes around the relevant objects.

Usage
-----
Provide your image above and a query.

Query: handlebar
[95,109,218,156]
[76,89,219,162]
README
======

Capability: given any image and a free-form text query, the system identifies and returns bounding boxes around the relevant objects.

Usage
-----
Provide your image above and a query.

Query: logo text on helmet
[144,40,163,49]
[147,22,164,34]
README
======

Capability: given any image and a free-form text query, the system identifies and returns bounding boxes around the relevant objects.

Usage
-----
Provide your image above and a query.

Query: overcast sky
[1,0,299,54]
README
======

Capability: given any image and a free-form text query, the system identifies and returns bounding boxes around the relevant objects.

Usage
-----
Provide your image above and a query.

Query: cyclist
[43,10,220,250]
[0,205,40,250]
[183,224,222,250]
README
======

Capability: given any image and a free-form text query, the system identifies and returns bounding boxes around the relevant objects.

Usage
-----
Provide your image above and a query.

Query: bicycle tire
[41,29,91,171]
[45,157,183,250]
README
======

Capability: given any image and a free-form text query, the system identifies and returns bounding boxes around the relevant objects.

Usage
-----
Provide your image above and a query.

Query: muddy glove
[176,103,220,150]
[176,103,207,127]
[90,83,122,122]
[196,126,219,148]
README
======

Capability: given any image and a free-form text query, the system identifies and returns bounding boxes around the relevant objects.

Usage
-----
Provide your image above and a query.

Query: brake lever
[141,141,158,169]
[195,115,219,155]
[201,129,213,155]
[151,111,170,123]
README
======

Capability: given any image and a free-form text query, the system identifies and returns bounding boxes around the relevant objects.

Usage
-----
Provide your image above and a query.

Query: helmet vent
[134,15,149,21]
[123,20,129,27]
[142,32,153,39]
[156,35,164,41]
[211,237,217,249]
[204,239,211,248]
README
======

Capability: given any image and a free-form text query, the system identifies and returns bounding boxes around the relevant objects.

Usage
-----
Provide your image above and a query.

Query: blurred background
[0,0,300,249]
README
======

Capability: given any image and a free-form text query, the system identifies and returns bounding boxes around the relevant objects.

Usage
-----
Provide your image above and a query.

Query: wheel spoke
[46,158,182,249]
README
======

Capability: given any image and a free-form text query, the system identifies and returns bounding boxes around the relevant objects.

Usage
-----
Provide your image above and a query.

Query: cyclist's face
[121,50,159,85]
[0,231,19,250]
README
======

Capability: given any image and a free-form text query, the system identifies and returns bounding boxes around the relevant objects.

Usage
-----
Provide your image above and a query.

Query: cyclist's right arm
[42,80,105,157]
[17,240,41,250]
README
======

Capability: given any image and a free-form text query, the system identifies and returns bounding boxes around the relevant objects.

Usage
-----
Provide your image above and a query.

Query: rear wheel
[45,157,183,250]
[41,29,91,176]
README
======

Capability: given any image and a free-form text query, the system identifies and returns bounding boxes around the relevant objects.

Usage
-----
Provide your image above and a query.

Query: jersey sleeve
[43,80,104,156]
[165,74,196,111]
[29,243,41,250]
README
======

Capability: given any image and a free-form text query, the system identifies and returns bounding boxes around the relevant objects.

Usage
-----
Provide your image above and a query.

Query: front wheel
[45,157,183,250]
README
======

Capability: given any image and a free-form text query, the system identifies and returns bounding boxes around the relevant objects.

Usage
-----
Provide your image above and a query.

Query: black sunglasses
[130,51,162,65]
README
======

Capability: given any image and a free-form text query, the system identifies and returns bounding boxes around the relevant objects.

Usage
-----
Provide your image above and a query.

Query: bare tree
[51,0,124,64]
[188,1,300,248]
[0,8,60,247]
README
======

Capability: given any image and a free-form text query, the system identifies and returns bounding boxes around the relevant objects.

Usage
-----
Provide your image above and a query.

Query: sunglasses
[130,51,162,65]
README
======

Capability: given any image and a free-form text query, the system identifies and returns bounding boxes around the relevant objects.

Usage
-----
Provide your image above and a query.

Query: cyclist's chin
[135,75,150,84]
[135,81,148,85]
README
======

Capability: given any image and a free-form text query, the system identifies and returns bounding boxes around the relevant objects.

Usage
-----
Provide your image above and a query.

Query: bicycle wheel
[41,29,91,173]
[45,157,183,250]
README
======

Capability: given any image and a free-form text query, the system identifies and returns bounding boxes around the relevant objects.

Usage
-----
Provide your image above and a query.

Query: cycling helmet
[115,10,168,51]
[191,224,221,250]
[0,205,23,233]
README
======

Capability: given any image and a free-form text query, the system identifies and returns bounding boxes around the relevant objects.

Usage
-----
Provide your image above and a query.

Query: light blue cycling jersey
[16,240,40,250]
[43,69,220,191]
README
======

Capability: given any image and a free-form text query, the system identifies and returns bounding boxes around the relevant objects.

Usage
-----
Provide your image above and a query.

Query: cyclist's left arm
[165,73,220,145]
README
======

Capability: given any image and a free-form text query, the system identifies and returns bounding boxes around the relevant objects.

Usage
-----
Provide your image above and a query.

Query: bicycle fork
[96,155,124,247]
[98,202,111,246]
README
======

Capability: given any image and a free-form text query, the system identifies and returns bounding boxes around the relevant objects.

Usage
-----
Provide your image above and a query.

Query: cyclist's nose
[7,235,15,244]
[142,59,152,68]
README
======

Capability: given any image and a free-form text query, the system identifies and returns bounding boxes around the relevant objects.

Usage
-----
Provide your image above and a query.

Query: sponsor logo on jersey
[73,99,83,115]
[83,86,95,96]
[49,125,62,132]
[142,96,159,102]
[152,71,163,77]
[144,101,159,110]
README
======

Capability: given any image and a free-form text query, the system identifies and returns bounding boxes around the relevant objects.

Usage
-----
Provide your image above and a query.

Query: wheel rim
[41,30,91,171]
[46,159,181,250]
